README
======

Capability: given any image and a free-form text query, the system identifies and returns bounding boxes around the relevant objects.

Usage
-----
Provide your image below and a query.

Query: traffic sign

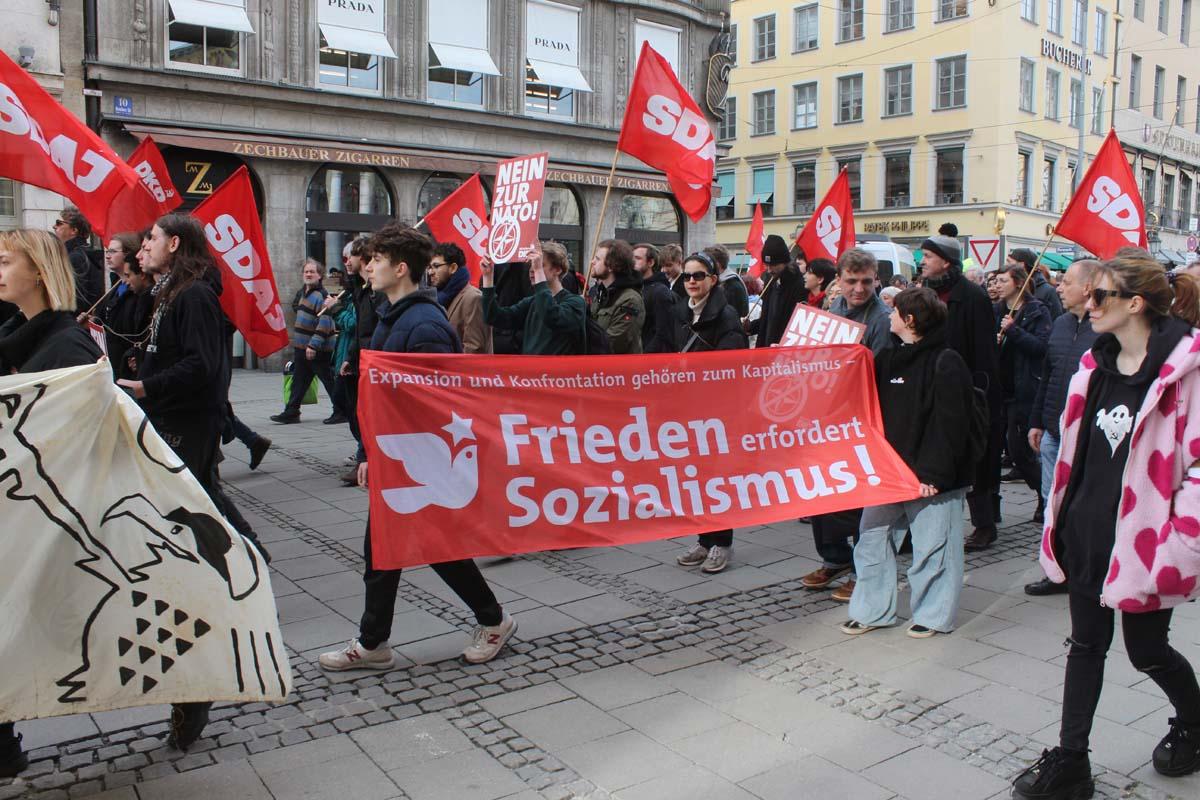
[968,237,1001,271]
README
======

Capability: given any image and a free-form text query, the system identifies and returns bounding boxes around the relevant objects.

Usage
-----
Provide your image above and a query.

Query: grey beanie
[920,235,962,267]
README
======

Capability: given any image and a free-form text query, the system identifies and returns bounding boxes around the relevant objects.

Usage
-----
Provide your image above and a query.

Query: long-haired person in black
[90,232,154,379]
[0,229,103,777]
[114,213,229,752]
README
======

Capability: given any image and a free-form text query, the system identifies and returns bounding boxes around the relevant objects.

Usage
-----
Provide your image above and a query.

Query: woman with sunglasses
[1013,256,1200,800]
[673,252,748,574]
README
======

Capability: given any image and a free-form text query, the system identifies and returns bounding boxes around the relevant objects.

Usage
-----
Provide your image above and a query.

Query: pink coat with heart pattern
[1039,327,1200,612]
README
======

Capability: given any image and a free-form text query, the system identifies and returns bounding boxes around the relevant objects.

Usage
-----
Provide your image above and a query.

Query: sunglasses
[682,271,713,282]
[1090,288,1137,306]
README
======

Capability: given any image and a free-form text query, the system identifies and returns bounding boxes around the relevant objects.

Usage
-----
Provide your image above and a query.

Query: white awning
[319,24,396,59]
[168,0,254,33]
[527,59,592,93]
[430,42,501,76]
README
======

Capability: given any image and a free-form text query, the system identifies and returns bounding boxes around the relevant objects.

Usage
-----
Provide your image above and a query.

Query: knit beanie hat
[920,235,962,267]
[761,235,791,266]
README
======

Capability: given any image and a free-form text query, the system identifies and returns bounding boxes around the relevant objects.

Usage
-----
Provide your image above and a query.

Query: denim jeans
[1039,431,1060,507]
[226,413,258,448]
[849,489,967,632]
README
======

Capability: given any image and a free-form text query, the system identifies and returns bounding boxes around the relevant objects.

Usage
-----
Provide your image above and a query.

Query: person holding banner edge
[673,250,749,574]
[320,224,516,672]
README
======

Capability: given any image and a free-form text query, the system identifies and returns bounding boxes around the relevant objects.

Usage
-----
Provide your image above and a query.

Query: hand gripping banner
[359,347,921,570]
[0,364,291,720]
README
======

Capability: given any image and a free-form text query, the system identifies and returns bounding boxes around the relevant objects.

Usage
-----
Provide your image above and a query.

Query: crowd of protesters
[2,203,1199,790]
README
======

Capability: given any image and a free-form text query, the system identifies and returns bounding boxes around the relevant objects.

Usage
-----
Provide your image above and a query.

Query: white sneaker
[676,544,709,566]
[701,545,731,573]
[462,614,517,664]
[317,639,395,672]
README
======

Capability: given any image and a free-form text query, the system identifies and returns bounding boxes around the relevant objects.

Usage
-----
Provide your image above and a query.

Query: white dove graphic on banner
[376,412,479,514]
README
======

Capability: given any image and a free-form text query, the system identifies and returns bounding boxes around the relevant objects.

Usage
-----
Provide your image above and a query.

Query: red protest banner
[423,173,489,283]
[192,167,290,357]
[359,347,920,569]
[488,152,547,263]
[0,49,142,240]
[780,305,866,348]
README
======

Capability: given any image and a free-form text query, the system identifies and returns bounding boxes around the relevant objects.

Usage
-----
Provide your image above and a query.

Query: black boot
[1033,498,1046,524]
[1025,577,1069,596]
[248,436,271,470]
[964,525,997,552]
[1153,718,1200,777]
[1012,747,1093,800]
[0,727,28,779]
[167,702,211,751]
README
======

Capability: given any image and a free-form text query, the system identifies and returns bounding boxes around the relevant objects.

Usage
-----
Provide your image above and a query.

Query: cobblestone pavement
[3,371,1199,800]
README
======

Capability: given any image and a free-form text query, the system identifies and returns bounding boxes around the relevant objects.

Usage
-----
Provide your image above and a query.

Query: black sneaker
[1002,469,1024,483]
[323,413,348,425]
[1025,578,1069,596]
[248,436,271,470]
[269,413,300,424]
[1153,717,1200,777]
[1012,747,1093,800]
[964,526,997,552]
[0,732,28,779]
[166,702,211,751]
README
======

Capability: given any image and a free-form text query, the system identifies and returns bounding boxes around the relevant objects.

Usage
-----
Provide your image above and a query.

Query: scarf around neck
[436,266,470,308]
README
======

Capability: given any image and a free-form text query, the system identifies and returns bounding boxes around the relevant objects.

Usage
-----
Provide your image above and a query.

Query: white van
[853,235,916,284]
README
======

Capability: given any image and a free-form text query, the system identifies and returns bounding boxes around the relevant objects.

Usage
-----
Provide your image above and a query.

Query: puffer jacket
[1029,312,1099,437]
[1039,324,1200,612]
[674,286,747,353]
[995,298,1051,420]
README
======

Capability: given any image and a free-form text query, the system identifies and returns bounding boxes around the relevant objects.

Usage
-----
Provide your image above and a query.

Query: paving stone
[611,693,734,744]
[862,746,1010,800]
[741,755,894,800]
[136,759,272,800]
[506,699,629,751]
[259,753,397,800]
[350,714,474,772]
[386,748,528,800]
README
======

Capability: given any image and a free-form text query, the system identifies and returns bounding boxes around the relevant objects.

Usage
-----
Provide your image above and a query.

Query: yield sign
[968,237,1001,270]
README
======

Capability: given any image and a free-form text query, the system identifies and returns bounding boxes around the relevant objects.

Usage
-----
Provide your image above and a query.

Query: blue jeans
[1039,430,1060,507]
[849,489,967,632]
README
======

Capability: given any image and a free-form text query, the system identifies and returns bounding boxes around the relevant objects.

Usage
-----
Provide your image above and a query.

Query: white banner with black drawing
[0,363,291,720]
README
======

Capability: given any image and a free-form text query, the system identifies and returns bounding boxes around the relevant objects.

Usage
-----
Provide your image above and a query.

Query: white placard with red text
[780,304,866,348]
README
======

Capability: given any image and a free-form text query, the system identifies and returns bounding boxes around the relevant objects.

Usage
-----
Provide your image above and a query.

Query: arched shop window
[417,173,469,219]
[615,193,681,247]
[539,184,584,271]
[305,165,394,271]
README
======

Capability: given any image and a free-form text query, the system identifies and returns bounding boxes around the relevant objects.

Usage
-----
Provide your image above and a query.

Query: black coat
[749,265,806,348]
[641,271,678,353]
[98,286,153,378]
[675,286,748,352]
[719,271,750,318]
[65,237,104,312]
[940,272,1000,403]
[0,309,102,374]
[1033,272,1064,319]
[670,273,688,301]
[874,325,977,491]
[994,298,1051,420]
[342,272,381,370]
[137,280,226,418]
[1029,312,1099,437]
[491,263,534,354]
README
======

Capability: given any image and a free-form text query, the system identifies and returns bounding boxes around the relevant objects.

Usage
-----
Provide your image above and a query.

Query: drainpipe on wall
[82,0,99,131]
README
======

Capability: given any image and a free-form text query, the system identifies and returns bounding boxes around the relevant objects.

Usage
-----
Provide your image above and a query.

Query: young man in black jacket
[919,235,1003,551]
[53,206,105,311]
[746,235,807,348]
[634,242,678,352]
[319,224,515,673]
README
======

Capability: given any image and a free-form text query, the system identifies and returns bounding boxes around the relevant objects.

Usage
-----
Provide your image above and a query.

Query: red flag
[1055,129,1148,258]
[106,136,183,235]
[794,170,856,262]
[0,49,142,239]
[423,173,489,283]
[618,42,714,222]
[192,167,289,358]
[359,347,920,569]
[746,203,766,278]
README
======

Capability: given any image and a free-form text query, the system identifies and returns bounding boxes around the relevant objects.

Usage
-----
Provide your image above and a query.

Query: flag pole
[80,280,122,320]
[583,148,621,289]
[1007,228,1056,319]
[745,274,776,319]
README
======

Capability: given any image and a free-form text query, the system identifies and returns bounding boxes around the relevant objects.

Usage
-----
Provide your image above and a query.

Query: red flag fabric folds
[192,167,289,358]
[423,173,490,284]
[618,42,715,222]
[746,203,766,278]
[106,136,183,236]
[0,49,142,239]
[1055,129,1148,258]
[359,346,921,569]
[795,170,857,263]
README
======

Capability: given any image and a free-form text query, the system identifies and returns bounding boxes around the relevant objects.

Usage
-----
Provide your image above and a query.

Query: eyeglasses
[430,261,448,269]
[54,220,66,227]
[104,248,123,255]
[1090,288,1137,306]
[682,271,712,282]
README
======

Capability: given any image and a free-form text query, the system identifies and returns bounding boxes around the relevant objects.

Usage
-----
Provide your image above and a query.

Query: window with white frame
[166,0,253,73]
[753,90,776,135]
[1072,0,1086,45]
[728,24,738,64]
[1196,88,1200,133]
[525,0,592,119]
[1020,59,1035,112]
[837,156,862,208]
[1095,8,1108,52]
[754,15,776,61]
[318,0,395,91]
[635,20,681,76]
[1134,0,1145,19]
[1158,0,1169,33]
[1091,87,1105,134]
[793,162,817,213]
[1016,150,1031,205]
[1048,0,1063,33]
[936,147,964,204]
[1042,157,1057,211]
[884,65,912,116]
[1129,54,1141,110]
[716,172,735,220]
[837,74,864,122]
[936,56,967,109]
[838,0,865,42]
[793,82,818,129]
[0,178,17,227]
[1021,0,1037,21]
[1177,76,1188,124]
[1069,78,1083,127]
[718,97,737,140]
[1046,69,1061,119]
[794,5,819,51]
[1154,66,1165,118]
[884,152,910,207]
[938,0,968,22]
[428,0,498,105]
[886,0,915,32]
[1183,0,1192,44]
[751,166,775,215]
